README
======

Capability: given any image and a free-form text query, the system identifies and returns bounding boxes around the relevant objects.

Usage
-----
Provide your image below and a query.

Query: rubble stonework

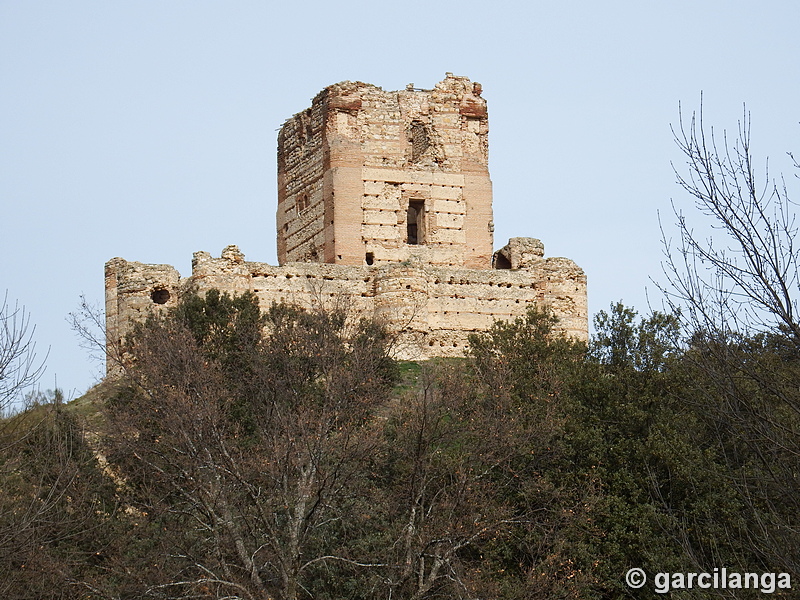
[105,74,588,368]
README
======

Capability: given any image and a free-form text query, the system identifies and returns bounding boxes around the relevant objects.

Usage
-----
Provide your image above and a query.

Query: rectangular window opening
[407,199,425,245]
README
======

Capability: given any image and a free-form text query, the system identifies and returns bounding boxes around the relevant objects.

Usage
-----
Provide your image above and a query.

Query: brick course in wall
[105,74,587,369]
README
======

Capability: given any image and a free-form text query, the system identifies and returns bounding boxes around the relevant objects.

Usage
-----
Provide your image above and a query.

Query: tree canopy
[2,107,799,598]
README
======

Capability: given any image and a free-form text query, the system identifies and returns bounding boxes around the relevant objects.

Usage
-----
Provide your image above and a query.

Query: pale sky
[2,1,799,399]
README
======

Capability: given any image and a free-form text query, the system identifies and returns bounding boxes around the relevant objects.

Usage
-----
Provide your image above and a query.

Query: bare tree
[662,103,800,341]
[0,294,123,599]
[662,104,800,574]
[68,295,112,369]
[0,292,46,414]
[104,294,397,599]
[375,368,528,600]
[0,402,117,600]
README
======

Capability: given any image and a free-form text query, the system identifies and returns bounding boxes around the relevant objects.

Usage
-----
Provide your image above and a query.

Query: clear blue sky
[2,1,799,399]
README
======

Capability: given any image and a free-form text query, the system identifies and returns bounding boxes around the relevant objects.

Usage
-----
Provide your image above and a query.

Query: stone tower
[105,74,588,372]
[276,73,493,269]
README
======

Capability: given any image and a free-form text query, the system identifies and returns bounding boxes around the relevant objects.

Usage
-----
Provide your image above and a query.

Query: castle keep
[105,74,587,365]
[277,74,493,269]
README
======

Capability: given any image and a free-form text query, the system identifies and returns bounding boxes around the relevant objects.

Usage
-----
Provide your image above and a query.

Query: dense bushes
[1,293,796,598]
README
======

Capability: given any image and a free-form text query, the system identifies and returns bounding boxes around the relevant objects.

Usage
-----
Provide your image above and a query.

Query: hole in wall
[151,289,170,304]
[365,252,375,266]
[493,253,511,269]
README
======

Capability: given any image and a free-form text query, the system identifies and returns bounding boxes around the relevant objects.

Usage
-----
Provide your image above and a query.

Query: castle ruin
[105,74,587,366]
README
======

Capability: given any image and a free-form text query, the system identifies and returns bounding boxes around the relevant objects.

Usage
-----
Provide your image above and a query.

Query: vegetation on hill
[1,291,796,599]
[2,108,799,598]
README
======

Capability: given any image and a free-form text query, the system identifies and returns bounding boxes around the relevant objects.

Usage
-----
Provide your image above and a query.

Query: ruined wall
[105,241,587,365]
[276,99,327,263]
[104,258,180,367]
[276,74,493,269]
[105,74,589,371]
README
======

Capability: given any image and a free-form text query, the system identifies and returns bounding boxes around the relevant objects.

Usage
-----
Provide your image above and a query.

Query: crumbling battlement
[105,74,588,370]
[106,241,586,362]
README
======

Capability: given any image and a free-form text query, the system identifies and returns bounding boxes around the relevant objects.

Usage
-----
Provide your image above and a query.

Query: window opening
[407,199,425,245]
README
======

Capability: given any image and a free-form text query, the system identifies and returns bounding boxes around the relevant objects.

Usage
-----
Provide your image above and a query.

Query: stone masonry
[105,74,587,368]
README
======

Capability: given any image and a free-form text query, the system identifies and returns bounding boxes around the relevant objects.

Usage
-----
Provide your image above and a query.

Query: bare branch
[0,292,47,413]
[662,104,800,342]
